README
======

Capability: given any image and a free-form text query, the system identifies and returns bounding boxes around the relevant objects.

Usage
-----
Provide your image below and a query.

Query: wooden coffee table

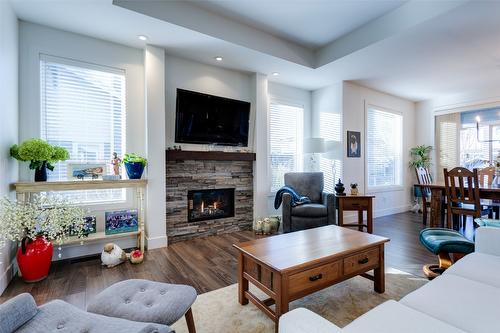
[234,225,389,332]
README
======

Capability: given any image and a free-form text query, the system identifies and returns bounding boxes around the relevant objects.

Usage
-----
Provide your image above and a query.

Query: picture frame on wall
[347,131,361,158]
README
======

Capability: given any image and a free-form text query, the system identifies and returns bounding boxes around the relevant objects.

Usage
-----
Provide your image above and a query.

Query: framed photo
[69,216,97,236]
[347,131,361,158]
[105,210,139,235]
[68,163,106,180]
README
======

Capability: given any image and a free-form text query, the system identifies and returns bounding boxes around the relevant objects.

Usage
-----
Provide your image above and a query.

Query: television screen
[175,89,251,146]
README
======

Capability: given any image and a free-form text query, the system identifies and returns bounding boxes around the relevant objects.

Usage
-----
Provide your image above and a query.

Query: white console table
[13,179,147,252]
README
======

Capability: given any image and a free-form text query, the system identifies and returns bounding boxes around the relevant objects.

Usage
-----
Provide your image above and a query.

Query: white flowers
[0,195,87,247]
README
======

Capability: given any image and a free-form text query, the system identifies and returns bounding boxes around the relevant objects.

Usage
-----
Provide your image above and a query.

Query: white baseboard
[146,235,168,249]
[342,204,412,223]
[0,259,16,295]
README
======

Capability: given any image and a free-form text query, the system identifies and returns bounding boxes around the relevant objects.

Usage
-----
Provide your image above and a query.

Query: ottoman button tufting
[125,298,131,304]
[140,288,145,292]
[160,290,166,295]
[57,323,65,329]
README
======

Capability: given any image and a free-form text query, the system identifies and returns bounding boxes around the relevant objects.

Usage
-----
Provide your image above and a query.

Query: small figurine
[350,183,359,196]
[111,152,122,176]
[129,249,144,264]
[254,219,263,235]
[263,218,272,235]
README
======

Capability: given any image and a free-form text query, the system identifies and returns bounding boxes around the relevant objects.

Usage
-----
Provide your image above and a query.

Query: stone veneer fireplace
[166,150,255,243]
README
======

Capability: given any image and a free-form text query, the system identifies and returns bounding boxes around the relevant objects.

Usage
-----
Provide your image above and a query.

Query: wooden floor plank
[0,212,439,308]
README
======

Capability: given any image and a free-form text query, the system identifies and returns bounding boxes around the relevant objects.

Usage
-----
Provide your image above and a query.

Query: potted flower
[122,153,147,179]
[0,195,86,282]
[10,139,70,181]
[350,183,359,196]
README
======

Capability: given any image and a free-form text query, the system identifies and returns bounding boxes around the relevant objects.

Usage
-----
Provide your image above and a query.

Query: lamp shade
[324,140,342,159]
[304,138,325,154]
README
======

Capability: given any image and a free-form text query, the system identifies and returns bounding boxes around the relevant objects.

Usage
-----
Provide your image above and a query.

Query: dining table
[414,183,500,228]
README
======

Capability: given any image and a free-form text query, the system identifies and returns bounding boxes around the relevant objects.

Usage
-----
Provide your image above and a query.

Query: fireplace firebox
[187,188,235,222]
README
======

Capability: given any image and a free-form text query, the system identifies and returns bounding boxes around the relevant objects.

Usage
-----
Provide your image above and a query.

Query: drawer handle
[309,274,323,282]
[358,257,369,264]
[351,203,360,206]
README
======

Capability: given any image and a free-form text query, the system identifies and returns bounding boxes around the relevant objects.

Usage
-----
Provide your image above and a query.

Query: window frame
[39,54,130,207]
[364,103,404,193]
[267,98,305,194]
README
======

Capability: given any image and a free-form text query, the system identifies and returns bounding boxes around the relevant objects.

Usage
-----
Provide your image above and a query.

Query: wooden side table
[335,194,375,234]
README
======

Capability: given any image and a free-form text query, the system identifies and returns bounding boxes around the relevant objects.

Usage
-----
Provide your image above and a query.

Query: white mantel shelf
[12,179,147,192]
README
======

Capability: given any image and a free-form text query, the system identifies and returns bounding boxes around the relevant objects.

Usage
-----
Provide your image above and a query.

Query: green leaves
[10,139,70,170]
[409,145,433,168]
[122,153,147,167]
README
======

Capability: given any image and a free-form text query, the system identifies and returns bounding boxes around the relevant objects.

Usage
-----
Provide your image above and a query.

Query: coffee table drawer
[288,261,341,295]
[343,247,379,275]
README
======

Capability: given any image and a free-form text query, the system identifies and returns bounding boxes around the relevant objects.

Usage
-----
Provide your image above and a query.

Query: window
[366,107,403,189]
[40,55,126,203]
[269,101,304,192]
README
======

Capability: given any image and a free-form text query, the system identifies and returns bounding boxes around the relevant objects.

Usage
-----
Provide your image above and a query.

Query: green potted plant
[0,195,86,282]
[122,153,147,179]
[409,145,432,169]
[10,138,69,182]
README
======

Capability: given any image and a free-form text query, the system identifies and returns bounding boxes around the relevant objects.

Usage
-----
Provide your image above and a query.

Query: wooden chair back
[443,167,481,227]
[415,167,432,197]
[478,166,496,186]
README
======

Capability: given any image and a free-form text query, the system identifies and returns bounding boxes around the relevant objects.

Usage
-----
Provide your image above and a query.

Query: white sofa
[279,227,500,333]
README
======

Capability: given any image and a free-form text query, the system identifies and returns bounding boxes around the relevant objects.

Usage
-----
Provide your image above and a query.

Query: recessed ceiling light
[215,56,223,61]
[272,72,279,76]
[137,35,148,41]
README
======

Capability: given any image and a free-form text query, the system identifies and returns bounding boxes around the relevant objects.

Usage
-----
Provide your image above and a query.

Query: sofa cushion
[444,252,500,288]
[291,203,327,217]
[400,274,500,333]
[343,300,465,333]
[17,300,172,333]
[279,308,341,333]
[0,293,38,333]
[87,279,197,326]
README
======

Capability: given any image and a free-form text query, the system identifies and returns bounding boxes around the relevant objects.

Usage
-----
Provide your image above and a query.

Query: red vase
[17,236,53,283]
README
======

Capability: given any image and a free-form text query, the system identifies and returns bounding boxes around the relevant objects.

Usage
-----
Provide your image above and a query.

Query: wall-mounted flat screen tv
[175,89,251,146]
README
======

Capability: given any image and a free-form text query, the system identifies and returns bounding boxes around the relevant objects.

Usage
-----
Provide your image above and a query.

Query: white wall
[18,22,146,258]
[342,82,416,217]
[165,55,254,151]
[0,0,19,294]
[145,45,167,249]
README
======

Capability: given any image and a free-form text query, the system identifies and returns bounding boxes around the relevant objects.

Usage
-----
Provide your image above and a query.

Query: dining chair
[415,167,444,226]
[443,167,492,230]
[478,166,499,218]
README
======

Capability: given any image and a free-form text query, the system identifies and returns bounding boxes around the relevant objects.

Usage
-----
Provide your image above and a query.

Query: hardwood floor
[0,212,437,308]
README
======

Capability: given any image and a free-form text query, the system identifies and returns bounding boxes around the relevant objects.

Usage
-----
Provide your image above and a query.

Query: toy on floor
[101,243,127,268]
[129,249,144,264]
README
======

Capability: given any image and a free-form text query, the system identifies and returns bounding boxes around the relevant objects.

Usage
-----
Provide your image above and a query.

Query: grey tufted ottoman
[87,279,197,333]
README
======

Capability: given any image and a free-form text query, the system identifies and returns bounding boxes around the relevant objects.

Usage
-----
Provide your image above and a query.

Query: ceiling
[9,0,500,102]
[187,0,406,49]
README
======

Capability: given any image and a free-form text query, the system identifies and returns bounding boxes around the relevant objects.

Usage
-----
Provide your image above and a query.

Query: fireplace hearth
[188,188,235,222]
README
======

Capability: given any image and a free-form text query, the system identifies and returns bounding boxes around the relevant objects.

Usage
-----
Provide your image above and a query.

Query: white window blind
[40,55,126,203]
[435,113,459,181]
[366,107,403,189]
[269,102,304,192]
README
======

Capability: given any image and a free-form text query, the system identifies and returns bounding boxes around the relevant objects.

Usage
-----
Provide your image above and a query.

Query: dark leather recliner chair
[282,172,336,233]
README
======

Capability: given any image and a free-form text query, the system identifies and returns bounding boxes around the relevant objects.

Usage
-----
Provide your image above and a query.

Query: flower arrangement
[10,138,69,171]
[0,195,87,248]
[121,153,147,167]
